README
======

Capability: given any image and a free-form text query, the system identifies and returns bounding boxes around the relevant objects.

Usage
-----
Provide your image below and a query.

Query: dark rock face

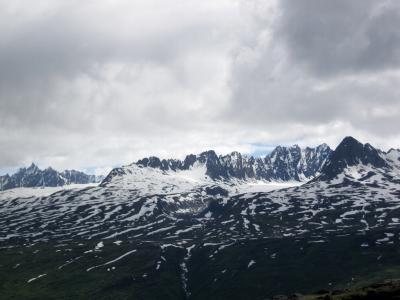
[317,136,390,181]
[137,156,184,171]
[263,144,332,181]
[183,154,197,169]
[135,144,333,181]
[0,163,98,190]
[61,170,97,185]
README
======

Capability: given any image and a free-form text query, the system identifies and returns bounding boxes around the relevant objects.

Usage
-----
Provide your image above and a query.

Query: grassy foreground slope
[2,233,400,300]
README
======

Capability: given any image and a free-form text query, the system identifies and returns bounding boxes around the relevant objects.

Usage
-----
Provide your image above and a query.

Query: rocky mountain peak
[0,164,100,191]
[27,162,39,172]
[316,136,389,181]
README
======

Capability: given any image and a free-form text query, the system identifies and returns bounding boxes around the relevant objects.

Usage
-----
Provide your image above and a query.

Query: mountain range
[0,163,103,190]
[1,136,400,299]
[1,143,333,192]
[135,143,332,181]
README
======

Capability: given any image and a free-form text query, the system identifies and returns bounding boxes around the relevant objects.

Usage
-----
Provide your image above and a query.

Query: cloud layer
[1,0,400,173]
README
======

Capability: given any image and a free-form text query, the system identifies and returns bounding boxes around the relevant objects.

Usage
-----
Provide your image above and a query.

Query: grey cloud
[226,0,400,140]
[1,0,400,173]
[0,1,240,170]
[0,1,233,130]
[277,0,400,77]
[0,1,232,86]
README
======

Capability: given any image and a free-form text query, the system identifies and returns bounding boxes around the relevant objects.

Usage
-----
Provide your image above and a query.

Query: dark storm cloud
[277,0,400,77]
[227,0,400,143]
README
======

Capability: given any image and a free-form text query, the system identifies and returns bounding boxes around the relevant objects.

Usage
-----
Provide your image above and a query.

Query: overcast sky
[1,0,400,175]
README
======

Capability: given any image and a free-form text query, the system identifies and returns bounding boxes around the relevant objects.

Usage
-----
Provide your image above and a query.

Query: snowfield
[102,163,303,196]
[0,183,99,200]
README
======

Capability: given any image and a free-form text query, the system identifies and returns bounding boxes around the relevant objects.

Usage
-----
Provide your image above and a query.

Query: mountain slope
[1,137,400,299]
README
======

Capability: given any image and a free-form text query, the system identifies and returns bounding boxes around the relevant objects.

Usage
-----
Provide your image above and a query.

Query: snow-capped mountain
[110,143,332,185]
[0,163,101,190]
[1,137,400,299]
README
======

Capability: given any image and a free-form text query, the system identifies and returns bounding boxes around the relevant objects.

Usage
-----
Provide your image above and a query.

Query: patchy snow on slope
[344,166,365,180]
[248,260,256,268]
[27,273,47,283]
[180,244,195,297]
[87,249,137,272]
[104,164,210,195]
[94,241,104,251]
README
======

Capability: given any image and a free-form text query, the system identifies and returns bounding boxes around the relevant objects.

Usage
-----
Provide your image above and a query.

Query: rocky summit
[1,137,400,299]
